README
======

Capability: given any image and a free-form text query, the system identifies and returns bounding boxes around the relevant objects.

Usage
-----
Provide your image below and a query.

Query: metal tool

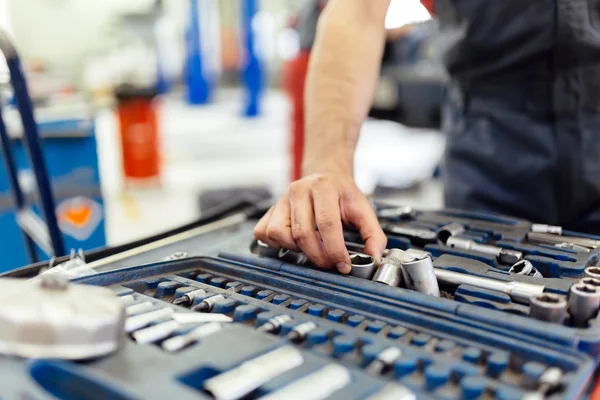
[434,269,544,304]
[366,384,417,400]
[446,237,523,265]
[257,364,351,400]
[569,283,600,327]
[226,282,244,293]
[433,253,578,292]
[379,223,437,245]
[171,313,232,324]
[527,232,600,250]
[172,288,207,306]
[580,277,600,289]
[349,253,377,279]
[0,275,125,360]
[278,248,309,265]
[125,307,174,333]
[554,242,591,252]
[255,240,281,258]
[39,249,97,280]
[161,322,223,352]
[529,293,567,324]
[126,301,155,316]
[257,314,292,334]
[522,367,564,400]
[400,254,440,297]
[365,347,402,375]
[509,260,543,278]
[372,249,409,286]
[376,206,416,220]
[204,346,304,400]
[190,294,226,312]
[531,224,563,235]
[287,321,318,343]
[436,222,465,245]
[585,267,600,280]
[132,320,180,344]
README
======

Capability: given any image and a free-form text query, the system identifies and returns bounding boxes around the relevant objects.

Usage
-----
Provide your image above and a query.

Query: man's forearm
[302,0,390,177]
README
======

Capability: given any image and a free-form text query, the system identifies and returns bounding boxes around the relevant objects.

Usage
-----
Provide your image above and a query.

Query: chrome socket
[400,254,440,297]
[569,283,600,328]
[349,253,377,279]
[372,249,410,287]
[529,293,567,324]
[510,260,543,278]
[436,223,465,245]
[585,267,600,280]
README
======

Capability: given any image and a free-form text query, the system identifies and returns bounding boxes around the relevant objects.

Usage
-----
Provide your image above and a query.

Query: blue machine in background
[185,0,264,116]
[240,0,264,117]
[185,0,212,105]
[0,30,105,272]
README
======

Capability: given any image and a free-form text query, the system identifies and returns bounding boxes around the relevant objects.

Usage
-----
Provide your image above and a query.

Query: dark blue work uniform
[437,0,600,233]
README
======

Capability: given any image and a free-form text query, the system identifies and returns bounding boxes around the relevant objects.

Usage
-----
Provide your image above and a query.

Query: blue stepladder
[0,30,66,262]
[241,0,264,117]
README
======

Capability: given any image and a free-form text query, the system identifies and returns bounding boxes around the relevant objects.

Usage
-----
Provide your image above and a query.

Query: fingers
[253,206,278,248]
[265,196,300,251]
[312,182,351,274]
[289,183,330,268]
[345,198,387,263]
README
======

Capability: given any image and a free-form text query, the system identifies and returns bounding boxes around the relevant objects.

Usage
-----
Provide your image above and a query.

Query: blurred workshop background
[0,0,445,270]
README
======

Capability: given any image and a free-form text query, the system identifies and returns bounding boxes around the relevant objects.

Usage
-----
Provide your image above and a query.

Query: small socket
[529,293,567,324]
[580,277,600,288]
[585,267,600,280]
[349,253,377,280]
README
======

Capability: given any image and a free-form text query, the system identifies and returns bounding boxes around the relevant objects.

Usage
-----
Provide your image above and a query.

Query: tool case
[2,206,600,399]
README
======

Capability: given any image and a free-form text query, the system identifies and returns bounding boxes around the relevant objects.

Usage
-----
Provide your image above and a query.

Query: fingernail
[336,262,352,275]
[374,254,382,265]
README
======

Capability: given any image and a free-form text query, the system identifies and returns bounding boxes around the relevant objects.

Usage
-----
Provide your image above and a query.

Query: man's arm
[303,0,391,176]
[254,0,390,273]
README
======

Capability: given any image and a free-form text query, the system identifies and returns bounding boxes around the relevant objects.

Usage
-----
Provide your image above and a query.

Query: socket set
[1,206,599,399]
[64,256,593,399]
[233,206,600,359]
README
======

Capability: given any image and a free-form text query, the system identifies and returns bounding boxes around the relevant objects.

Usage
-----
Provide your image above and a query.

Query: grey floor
[96,89,444,246]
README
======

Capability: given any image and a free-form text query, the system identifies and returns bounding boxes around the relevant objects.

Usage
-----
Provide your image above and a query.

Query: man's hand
[254,173,387,274]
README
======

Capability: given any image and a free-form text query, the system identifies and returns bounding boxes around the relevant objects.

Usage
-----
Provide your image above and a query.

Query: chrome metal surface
[349,253,377,279]
[569,283,600,327]
[0,277,125,359]
[400,255,440,297]
[529,293,567,324]
[434,269,544,304]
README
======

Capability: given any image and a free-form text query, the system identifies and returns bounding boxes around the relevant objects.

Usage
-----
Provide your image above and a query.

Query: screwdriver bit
[257,314,292,334]
[286,321,318,343]
[365,347,402,375]
[172,288,207,306]
[190,294,225,313]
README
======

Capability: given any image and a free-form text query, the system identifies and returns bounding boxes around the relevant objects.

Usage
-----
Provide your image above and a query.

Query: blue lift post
[0,30,66,261]
[185,0,212,105]
[241,0,264,117]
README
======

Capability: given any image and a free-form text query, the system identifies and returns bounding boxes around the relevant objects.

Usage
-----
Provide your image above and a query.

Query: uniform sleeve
[420,0,435,16]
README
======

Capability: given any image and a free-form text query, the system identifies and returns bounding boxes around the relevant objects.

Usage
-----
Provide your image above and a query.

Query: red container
[116,86,160,181]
